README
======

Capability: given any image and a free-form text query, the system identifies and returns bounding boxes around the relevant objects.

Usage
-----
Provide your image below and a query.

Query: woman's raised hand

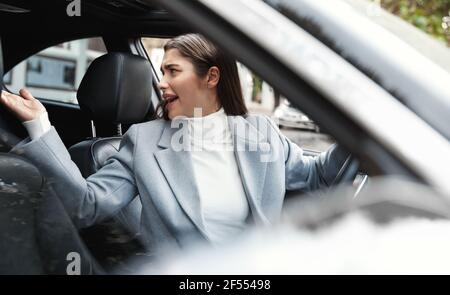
[0,88,47,122]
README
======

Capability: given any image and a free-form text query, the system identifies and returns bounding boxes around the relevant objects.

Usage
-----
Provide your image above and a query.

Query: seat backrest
[69,137,121,178]
[0,153,45,274]
[69,52,153,174]
[0,153,104,274]
[68,52,153,245]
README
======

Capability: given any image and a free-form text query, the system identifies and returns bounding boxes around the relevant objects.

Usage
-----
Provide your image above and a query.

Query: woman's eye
[161,69,177,76]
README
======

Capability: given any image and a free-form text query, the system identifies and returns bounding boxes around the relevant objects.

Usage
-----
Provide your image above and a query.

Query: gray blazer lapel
[228,116,270,224]
[153,121,208,238]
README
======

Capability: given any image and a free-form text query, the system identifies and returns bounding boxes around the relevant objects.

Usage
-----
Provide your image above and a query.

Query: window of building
[3,37,107,104]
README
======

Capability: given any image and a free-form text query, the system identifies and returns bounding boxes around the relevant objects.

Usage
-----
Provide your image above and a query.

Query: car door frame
[147,0,450,196]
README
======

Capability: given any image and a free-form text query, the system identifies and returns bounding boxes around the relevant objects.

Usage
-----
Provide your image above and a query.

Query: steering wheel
[329,154,360,186]
[0,98,28,151]
[285,153,360,203]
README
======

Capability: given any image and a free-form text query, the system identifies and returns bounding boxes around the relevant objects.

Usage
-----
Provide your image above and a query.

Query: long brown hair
[154,33,248,120]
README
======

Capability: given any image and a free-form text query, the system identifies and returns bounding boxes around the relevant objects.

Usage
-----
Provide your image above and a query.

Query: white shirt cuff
[22,112,52,140]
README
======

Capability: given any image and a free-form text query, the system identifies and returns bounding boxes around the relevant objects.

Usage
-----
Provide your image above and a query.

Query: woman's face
[158,48,219,119]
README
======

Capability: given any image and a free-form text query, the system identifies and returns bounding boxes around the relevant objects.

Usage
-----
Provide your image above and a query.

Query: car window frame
[148,0,450,197]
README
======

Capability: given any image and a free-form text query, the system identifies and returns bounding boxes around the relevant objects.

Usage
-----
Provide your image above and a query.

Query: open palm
[0,88,46,122]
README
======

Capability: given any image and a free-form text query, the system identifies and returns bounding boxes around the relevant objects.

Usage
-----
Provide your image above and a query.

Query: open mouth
[166,96,179,104]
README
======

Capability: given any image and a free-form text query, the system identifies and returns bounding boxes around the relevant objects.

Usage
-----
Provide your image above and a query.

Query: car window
[3,37,107,105]
[141,37,168,80]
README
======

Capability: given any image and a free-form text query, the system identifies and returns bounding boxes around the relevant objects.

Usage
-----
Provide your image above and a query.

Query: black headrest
[77,52,153,124]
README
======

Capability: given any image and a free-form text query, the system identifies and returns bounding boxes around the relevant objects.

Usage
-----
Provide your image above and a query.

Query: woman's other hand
[0,88,47,122]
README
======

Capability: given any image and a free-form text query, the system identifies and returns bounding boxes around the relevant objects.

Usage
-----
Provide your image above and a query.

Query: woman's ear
[206,66,220,88]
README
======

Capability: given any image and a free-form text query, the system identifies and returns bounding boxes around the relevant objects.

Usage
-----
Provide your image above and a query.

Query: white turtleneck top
[23,108,250,245]
[182,108,250,244]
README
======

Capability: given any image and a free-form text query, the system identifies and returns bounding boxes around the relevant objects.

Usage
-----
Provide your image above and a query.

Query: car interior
[0,0,184,274]
[0,49,155,274]
[0,0,376,274]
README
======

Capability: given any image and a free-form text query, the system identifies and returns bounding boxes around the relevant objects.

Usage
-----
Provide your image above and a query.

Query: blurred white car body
[274,98,320,132]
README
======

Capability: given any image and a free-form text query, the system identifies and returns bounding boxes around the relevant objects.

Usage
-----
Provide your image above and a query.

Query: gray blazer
[11,114,348,252]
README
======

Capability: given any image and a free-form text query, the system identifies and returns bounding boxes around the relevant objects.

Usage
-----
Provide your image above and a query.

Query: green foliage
[373,0,450,46]
[252,75,263,102]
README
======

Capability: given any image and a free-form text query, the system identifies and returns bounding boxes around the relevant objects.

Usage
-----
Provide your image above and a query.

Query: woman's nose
[158,79,169,91]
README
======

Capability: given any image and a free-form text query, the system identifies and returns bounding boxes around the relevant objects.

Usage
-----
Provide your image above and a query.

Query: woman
[0,34,349,252]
